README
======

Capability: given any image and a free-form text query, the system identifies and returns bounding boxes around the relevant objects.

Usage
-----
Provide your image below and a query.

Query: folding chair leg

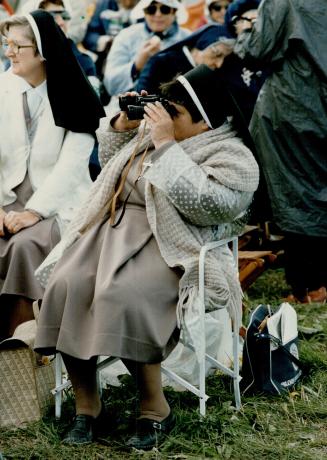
[233,331,241,410]
[55,353,63,419]
[199,354,206,417]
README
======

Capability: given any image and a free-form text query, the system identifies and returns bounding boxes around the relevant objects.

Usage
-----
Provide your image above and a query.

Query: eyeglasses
[48,10,71,21]
[144,3,175,15]
[2,40,35,54]
[210,3,228,12]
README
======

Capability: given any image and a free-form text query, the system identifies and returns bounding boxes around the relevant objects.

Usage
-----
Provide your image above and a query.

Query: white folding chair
[52,236,241,418]
[161,236,241,416]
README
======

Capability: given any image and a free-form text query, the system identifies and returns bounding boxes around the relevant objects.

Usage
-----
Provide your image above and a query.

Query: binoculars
[118,94,178,120]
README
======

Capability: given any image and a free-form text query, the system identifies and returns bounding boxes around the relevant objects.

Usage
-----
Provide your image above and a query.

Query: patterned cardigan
[36,117,259,353]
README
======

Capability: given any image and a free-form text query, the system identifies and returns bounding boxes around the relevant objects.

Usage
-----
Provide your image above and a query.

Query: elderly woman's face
[144,1,177,33]
[195,42,233,70]
[4,25,44,81]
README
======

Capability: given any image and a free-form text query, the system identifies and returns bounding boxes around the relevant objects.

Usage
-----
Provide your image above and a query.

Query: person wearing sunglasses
[0,11,104,340]
[103,0,189,97]
[207,0,231,25]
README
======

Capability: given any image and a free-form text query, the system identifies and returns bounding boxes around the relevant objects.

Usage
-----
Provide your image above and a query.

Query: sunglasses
[48,10,71,21]
[144,4,175,15]
[210,3,228,12]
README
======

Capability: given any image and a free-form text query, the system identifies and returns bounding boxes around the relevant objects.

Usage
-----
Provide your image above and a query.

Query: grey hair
[0,15,36,48]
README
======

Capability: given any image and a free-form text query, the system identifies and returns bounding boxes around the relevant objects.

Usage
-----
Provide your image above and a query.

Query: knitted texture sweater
[36,118,259,349]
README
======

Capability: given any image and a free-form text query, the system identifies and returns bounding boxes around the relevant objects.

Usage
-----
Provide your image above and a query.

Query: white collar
[18,78,47,98]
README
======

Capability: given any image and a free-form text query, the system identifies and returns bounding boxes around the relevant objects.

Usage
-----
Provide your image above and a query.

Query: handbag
[241,302,303,395]
[0,305,55,428]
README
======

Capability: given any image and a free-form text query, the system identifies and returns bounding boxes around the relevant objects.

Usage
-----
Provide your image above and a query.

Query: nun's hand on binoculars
[113,91,148,131]
[144,102,175,149]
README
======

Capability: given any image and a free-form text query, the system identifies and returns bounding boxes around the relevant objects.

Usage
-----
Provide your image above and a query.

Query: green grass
[1,269,326,459]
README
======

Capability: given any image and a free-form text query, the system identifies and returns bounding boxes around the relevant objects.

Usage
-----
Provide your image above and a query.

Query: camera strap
[110,127,151,228]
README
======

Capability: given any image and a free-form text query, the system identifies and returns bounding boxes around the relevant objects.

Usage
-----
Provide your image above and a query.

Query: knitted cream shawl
[36,122,259,345]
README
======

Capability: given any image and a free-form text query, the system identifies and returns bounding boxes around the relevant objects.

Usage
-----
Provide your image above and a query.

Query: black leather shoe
[62,403,107,445]
[126,412,176,450]
[62,414,95,445]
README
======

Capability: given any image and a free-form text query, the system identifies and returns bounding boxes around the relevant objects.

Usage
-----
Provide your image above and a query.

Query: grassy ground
[1,269,326,459]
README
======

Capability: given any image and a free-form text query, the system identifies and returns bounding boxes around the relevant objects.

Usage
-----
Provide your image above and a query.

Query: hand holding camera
[118,93,178,120]
[116,91,177,148]
[112,91,148,132]
[143,101,176,149]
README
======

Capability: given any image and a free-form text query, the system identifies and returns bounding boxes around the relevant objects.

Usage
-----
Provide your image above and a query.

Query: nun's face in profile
[170,102,209,141]
[144,2,177,33]
[5,25,45,83]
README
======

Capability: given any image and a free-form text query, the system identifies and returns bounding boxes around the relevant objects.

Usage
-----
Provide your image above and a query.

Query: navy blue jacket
[83,0,120,53]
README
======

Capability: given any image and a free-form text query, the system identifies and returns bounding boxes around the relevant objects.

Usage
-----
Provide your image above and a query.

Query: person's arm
[24,132,94,219]
[97,113,140,168]
[234,0,289,64]
[103,26,161,96]
[103,27,136,95]
[146,141,254,226]
[143,103,256,226]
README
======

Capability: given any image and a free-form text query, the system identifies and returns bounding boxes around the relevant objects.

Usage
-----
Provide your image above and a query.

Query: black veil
[26,10,105,134]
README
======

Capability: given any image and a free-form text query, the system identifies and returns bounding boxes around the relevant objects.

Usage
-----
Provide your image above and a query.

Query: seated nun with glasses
[103,0,189,97]
[0,11,104,340]
[34,64,259,450]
